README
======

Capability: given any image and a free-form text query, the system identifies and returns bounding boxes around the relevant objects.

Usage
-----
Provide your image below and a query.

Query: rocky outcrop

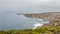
[24,12,60,28]
[24,12,60,20]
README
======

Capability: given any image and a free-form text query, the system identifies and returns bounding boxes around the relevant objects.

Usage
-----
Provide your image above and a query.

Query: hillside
[24,12,60,28]
[24,12,60,20]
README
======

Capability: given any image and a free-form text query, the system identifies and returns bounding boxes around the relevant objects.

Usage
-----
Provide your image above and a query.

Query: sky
[0,0,60,13]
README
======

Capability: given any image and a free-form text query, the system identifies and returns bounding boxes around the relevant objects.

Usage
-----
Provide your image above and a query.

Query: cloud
[0,0,60,7]
[0,0,60,13]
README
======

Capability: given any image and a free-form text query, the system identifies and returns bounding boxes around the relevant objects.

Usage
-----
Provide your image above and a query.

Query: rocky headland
[23,12,60,28]
[0,12,60,34]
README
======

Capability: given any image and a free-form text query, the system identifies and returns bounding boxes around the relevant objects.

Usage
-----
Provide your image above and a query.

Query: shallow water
[0,11,49,30]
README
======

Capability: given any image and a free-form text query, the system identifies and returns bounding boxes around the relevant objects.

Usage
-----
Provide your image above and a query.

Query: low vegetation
[0,26,60,34]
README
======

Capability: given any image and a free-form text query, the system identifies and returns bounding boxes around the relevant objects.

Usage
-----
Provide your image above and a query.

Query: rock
[23,12,60,28]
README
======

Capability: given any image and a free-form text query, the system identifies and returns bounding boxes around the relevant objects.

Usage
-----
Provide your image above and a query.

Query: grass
[0,26,60,34]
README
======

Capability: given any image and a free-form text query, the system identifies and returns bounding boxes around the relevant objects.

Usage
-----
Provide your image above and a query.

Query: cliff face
[24,12,60,28]
[24,12,60,20]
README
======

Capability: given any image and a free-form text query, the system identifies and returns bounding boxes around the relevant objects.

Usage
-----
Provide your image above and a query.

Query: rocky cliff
[24,12,60,28]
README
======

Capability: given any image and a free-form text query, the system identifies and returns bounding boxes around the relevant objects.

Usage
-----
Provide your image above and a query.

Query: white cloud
[0,0,60,7]
[0,0,60,6]
[0,0,60,13]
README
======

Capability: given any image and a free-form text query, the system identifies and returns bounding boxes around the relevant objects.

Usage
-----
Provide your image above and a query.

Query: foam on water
[33,23,43,29]
[20,15,26,18]
[33,18,49,30]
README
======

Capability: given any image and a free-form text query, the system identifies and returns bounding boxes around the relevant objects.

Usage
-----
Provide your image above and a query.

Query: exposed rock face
[24,12,60,21]
[42,21,60,28]
[24,12,60,28]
